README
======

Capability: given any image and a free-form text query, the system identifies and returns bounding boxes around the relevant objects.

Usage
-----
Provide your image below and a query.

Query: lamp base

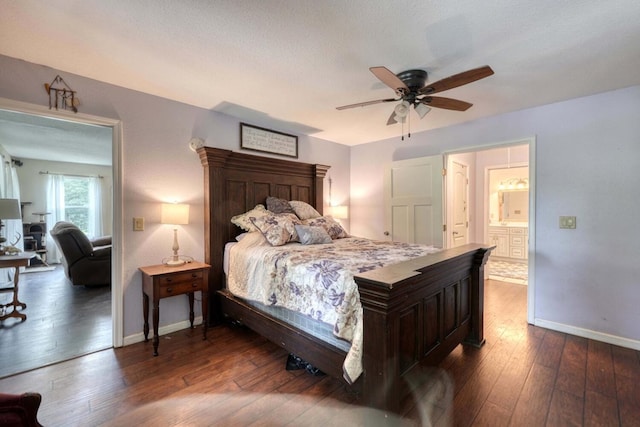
[165,258,186,267]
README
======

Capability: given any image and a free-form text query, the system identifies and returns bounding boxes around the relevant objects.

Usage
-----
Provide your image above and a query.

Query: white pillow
[230,204,269,232]
[289,200,321,220]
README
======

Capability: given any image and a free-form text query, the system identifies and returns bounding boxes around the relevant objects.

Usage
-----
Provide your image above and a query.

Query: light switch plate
[559,216,576,229]
[133,217,144,231]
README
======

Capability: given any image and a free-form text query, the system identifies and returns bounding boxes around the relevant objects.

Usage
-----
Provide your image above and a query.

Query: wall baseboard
[123,316,203,347]
[534,318,640,351]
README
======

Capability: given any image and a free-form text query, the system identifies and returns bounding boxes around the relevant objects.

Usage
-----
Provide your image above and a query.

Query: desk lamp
[160,203,189,266]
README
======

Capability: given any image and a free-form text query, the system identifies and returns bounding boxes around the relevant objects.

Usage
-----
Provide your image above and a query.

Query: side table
[139,261,210,356]
[0,252,36,322]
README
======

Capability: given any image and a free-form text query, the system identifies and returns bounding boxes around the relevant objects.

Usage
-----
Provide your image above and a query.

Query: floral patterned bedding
[227,232,441,383]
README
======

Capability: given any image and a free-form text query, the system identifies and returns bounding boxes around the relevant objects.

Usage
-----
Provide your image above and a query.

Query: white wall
[0,54,350,339]
[351,85,640,347]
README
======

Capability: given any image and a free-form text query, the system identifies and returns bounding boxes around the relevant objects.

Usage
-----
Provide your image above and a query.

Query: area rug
[486,260,528,285]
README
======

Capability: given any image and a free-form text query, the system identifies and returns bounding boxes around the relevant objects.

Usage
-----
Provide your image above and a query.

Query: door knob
[383,231,389,236]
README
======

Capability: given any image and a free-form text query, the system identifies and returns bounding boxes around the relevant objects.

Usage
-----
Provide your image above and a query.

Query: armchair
[50,221,111,286]
[0,392,43,427]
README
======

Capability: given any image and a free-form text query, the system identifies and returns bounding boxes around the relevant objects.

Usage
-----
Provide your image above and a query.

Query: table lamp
[0,199,22,254]
[160,203,189,266]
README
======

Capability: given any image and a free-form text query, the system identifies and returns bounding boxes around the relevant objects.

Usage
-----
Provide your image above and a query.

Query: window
[64,177,91,233]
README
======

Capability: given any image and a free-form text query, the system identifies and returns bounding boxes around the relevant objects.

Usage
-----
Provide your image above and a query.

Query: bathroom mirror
[500,190,529,222]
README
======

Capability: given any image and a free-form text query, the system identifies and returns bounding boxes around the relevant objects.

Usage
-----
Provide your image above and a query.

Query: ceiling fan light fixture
[393,101,410,118]
[414,103,431,119]
[393,114,407,123]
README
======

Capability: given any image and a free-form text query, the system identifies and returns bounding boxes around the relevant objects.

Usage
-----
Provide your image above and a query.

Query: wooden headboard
[198,147,330,321]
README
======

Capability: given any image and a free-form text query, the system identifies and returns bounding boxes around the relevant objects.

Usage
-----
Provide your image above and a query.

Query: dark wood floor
[0,279,638,426]
[0,265,111,378]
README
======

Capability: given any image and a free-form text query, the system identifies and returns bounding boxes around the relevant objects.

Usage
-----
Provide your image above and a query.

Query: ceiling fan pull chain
[408,109,411,139]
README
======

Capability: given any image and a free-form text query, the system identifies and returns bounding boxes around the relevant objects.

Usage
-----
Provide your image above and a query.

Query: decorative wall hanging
[44,75,79,113]
[240,123,298,158]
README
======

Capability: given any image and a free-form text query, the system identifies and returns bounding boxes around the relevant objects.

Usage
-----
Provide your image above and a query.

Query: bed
[198,146,492,414]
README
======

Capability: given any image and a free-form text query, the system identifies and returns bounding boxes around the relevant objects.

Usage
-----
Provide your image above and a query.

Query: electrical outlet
[559,216,576,229]
[133,217,144,231]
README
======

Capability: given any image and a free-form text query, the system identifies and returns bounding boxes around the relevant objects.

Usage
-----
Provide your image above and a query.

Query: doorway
[445,138,535,324]
[0,97,123,376]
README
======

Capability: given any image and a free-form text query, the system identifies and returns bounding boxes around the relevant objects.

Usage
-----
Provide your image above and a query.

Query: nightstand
[139,261,210,356]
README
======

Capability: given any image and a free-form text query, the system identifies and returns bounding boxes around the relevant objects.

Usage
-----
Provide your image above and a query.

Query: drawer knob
[166,287,173,293]
[166,278,172,283]
[192,282,198,287]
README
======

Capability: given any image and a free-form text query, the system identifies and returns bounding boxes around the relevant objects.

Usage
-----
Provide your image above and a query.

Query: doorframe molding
[443,135,536,325]
[0,96,124,346]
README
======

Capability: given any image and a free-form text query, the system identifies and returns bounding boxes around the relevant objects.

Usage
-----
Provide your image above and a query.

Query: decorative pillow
[289,200,321,220]
[294,225,332,245]
[230,204,270,232]
[251,213,301,246]
[302,216,349,240]
[266,196,296,215]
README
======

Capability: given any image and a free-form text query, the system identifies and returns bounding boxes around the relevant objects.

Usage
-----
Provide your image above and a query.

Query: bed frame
[199,147,492,414]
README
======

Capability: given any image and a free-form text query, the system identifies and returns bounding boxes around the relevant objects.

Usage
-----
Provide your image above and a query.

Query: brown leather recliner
[0,392,43,427]
[50,221,111,286]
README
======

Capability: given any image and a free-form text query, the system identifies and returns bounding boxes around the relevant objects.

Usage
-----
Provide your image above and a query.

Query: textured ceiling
[1,0,640,152]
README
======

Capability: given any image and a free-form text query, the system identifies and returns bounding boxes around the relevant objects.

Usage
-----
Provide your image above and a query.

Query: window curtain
[46,174,65,264]
[0,158,24,284]
[87,176,103,239]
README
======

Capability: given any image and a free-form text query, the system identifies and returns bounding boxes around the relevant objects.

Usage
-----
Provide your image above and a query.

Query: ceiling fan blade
[419,65,494,95]
[336,98,397,110]
[421,96,473,111]
[369,66,409,95]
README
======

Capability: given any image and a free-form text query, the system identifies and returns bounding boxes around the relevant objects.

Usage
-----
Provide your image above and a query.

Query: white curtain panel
[46,174,65,264]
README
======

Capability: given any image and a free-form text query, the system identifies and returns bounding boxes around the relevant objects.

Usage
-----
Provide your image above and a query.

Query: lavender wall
[351,85,640,348]
[0,54,350,339]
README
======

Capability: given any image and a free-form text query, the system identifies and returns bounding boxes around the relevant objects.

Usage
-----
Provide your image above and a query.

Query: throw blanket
[227,232,440,383]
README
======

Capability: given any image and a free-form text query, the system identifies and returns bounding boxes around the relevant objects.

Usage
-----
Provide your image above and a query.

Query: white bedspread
[227,232,440,383]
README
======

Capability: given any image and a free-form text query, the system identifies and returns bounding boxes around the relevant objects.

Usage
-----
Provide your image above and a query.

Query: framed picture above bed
[240,123,298,158]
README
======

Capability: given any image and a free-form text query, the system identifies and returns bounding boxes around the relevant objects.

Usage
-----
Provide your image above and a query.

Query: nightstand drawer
[159,270,203,286]
[159,280,203,298]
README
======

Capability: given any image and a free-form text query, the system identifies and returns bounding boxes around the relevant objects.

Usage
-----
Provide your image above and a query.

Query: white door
[383,155,443,247]
[451,161,468,247]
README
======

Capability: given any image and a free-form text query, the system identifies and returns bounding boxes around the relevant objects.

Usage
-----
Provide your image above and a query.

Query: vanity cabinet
[489,225,528,260]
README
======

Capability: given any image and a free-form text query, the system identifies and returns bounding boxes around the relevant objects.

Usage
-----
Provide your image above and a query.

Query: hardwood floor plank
[472,400,511,427]
[586,340,617,398]
[484,326,544,413]
[555,334,587,399]
[584,389,619,426]
[546,388,583,426]
[509,363,556,426]
[534,329,566,370]
[451,330,517,426]
[615,374,640,427]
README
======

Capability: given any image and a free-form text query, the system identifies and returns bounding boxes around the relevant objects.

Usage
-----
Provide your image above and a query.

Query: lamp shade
[160,203,189,225]
[327,205,348,219]
[0,199,21,219]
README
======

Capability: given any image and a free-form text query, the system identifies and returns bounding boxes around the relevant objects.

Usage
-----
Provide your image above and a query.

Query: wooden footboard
[355,243,492,413]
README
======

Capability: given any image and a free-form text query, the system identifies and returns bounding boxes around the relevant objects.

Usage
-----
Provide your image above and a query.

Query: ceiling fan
[336,65,494,125]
